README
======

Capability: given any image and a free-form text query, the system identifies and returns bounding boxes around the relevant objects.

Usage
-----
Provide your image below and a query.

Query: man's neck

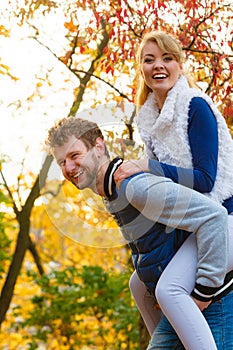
[95,159,111,197]
[102,157,124,199]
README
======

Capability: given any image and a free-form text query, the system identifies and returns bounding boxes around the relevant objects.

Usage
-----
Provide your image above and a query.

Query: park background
[0,0,232,349]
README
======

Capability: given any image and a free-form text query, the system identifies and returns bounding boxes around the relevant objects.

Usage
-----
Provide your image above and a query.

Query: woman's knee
[155,275,181,306]
[129,270,146,295]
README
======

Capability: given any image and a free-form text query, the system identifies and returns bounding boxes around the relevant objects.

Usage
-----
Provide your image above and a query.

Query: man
[46,116,233,349]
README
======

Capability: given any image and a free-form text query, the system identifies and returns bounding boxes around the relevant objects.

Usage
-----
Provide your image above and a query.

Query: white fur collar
[136,75,190,134]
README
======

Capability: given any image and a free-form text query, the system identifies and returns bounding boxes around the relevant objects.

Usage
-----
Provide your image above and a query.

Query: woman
[114,31,233,349]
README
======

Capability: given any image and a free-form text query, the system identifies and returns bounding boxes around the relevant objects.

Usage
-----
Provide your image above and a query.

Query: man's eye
[72,153,81,159]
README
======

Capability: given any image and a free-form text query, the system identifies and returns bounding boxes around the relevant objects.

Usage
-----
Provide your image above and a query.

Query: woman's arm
[114,97,218,193]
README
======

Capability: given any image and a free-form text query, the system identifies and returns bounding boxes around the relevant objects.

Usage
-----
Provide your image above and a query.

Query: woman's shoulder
[187,95,216,126]
[189,96,213,114]
[189,96,210,107]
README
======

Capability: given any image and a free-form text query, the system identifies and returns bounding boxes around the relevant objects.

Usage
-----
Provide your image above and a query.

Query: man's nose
[65,159,76,173]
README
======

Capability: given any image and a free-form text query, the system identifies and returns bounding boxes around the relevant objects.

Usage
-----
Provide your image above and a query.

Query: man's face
[53,135,100,191]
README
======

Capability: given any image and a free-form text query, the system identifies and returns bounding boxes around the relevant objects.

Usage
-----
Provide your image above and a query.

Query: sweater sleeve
[148,97,218,193]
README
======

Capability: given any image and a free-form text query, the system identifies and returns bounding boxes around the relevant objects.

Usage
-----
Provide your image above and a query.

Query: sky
[0,23,75,176]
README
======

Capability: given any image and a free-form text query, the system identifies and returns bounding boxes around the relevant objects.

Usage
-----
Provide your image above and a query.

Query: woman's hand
[114,159,150,187]
[191,296,212,311]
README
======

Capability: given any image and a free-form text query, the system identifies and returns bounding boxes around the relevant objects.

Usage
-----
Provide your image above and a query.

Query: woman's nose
[154,59,164,69]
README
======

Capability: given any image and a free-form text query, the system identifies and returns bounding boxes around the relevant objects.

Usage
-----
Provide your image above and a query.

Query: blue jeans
[147,291,233,349]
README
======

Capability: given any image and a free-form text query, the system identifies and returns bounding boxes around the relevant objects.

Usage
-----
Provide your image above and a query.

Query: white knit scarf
[136,75,233,203]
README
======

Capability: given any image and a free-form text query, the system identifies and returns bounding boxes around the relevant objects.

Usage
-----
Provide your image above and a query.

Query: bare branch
[0,169,19,216]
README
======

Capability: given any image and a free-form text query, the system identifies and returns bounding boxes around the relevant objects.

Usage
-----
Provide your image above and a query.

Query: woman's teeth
[153,74,167,79]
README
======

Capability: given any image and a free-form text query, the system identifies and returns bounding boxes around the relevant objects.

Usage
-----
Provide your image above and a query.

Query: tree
[0,156,52,324]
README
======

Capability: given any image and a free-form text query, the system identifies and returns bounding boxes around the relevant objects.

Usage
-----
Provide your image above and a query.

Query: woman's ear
[179,63,183,74]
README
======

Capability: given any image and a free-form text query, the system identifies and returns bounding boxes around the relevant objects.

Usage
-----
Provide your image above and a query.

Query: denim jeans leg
[147,291,233,350]
[147,316,184,350]
[203,290,233,349]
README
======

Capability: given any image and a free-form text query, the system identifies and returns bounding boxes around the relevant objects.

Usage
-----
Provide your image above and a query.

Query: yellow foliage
[40,179,124,249]
[64,20,77,33]
[0,25,10,36]
[30,178,129,270]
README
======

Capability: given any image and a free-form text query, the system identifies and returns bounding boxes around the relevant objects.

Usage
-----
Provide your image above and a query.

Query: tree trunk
[0,155,53,326]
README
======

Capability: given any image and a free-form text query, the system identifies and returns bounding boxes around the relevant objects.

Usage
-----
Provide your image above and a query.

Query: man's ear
[95,138,106,156]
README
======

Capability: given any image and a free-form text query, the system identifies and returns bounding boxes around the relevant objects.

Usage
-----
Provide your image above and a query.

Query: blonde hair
[135,31,198,110]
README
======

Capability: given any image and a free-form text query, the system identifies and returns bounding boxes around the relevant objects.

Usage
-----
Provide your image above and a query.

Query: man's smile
[73,169,84,179]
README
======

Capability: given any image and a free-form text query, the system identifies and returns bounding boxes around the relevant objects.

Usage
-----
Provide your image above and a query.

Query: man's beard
[73,171,97,190]
[73,154,99,191]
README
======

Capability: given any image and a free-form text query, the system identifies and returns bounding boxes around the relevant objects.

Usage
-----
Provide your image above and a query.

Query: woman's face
[141,41,182,107]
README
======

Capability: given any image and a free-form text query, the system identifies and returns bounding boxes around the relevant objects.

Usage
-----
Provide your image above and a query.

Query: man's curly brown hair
[46,117,104,153]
